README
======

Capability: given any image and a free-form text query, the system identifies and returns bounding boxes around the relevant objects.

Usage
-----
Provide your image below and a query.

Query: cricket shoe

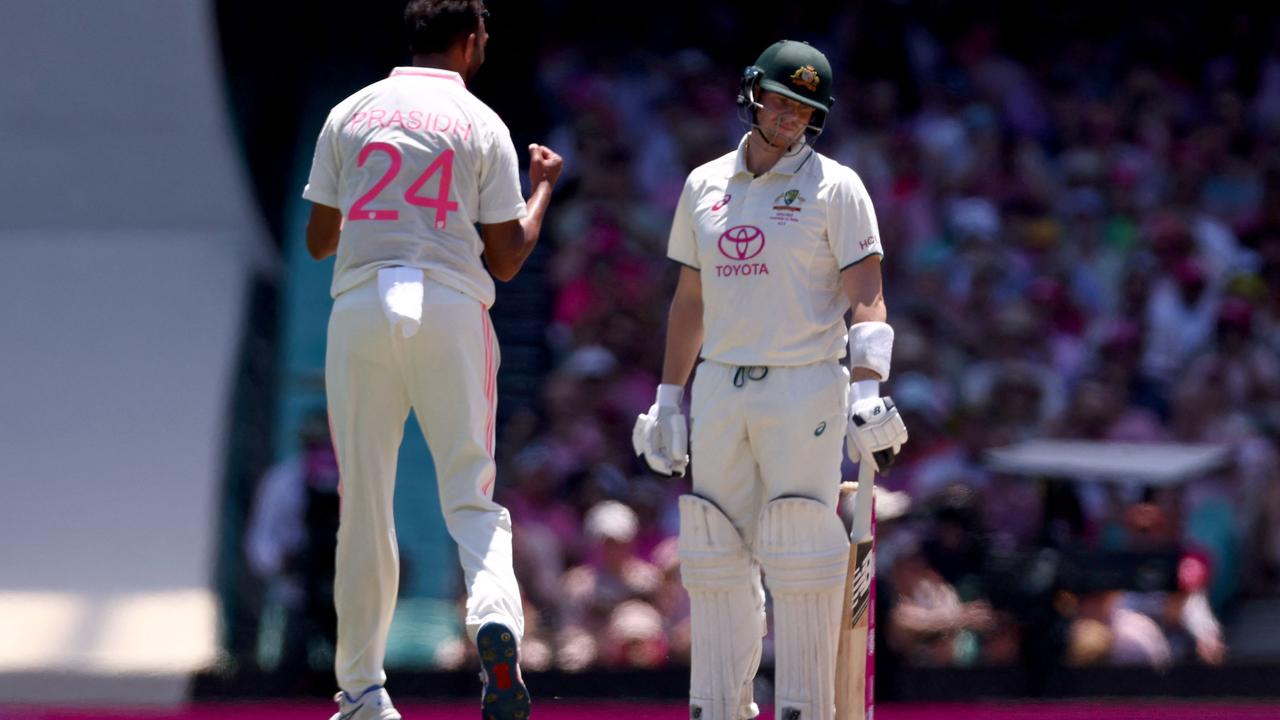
[477,621,530,719]
[329,685,401,720]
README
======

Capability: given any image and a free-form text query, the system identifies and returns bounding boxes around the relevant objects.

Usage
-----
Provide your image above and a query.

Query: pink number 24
[349,142,459,228]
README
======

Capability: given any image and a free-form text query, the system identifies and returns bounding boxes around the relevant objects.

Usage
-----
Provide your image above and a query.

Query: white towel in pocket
[377,267,425,338]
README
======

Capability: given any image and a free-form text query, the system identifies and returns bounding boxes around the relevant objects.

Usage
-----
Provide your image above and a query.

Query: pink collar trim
[390,67,465,87]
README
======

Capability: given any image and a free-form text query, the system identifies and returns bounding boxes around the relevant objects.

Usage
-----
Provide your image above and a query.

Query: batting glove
[846,380,908,471]
[632,384,689,476]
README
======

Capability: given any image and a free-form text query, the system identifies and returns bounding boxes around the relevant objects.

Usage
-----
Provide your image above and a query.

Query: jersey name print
[345,108,475,139]
[303,67,527,307]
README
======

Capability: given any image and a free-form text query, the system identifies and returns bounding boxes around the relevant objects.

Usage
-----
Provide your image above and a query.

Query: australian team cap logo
[790,64,820,91]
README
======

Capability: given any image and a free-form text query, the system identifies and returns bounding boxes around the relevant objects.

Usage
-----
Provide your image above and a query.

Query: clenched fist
[528,143,563,189]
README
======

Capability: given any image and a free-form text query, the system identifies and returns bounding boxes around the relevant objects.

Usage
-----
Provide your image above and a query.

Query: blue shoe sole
[478,622,530,720]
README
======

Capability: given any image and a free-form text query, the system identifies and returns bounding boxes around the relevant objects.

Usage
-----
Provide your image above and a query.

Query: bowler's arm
[480,177,552,282]
[306,204,342,260]
[482,143,563,281]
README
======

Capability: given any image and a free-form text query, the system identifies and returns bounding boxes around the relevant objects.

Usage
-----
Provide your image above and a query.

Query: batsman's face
[757,90,815,144]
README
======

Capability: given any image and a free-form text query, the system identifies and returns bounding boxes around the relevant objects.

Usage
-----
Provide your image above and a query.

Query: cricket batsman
[633,40,908,720]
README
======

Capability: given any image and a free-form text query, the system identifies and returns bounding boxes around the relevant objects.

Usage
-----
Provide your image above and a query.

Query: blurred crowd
[470,7,1280,674]
[243,4,1280,680]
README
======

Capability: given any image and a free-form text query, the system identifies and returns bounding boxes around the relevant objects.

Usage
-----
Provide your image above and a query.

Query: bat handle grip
[850,461,875,540]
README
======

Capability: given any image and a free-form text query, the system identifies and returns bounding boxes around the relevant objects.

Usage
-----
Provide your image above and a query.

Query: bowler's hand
[528,144,563,189]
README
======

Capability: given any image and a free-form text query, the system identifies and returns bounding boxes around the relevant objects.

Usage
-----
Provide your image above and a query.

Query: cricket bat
[835,461,876,720]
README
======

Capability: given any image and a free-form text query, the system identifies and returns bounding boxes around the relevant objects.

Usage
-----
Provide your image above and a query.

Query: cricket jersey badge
[773,188,805,209]
[770,188,806,225]
[790,65,820,91]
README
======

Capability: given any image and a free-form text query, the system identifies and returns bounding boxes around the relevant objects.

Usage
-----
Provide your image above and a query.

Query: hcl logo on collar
[717,225,766,261]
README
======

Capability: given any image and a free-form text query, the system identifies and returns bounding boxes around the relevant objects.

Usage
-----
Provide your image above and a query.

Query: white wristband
[850,379,880,404]
[848,321,894,381]
[656,383,684,408]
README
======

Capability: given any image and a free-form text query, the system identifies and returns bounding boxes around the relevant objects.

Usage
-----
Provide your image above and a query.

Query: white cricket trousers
[687,360,849,720]
[325,275,523,694]
[689,359,849,545]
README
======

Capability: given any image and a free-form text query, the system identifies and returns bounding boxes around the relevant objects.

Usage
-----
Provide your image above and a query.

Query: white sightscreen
[0,0,272,706]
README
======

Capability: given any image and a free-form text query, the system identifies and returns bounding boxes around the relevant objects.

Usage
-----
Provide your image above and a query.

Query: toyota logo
[717,224,766,261]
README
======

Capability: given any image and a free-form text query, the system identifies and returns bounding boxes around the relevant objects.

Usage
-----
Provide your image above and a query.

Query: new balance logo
[784,709,802,720]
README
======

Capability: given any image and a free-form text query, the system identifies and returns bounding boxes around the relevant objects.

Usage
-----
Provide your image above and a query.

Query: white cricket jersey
[303,67,527,307]
[667,133,884,366]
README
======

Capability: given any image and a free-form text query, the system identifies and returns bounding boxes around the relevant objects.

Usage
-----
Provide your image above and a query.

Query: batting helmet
[737,39,835,134]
